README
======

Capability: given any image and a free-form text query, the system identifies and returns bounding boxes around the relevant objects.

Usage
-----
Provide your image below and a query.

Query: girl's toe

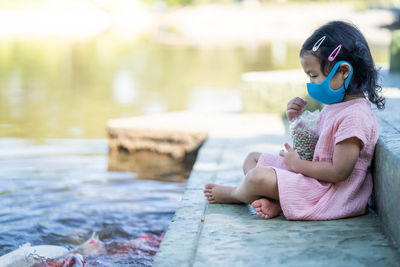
[251,200,262,208]
[204,184,215,189]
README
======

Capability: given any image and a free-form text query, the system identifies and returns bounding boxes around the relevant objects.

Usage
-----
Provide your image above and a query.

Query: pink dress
[256,98,379,220]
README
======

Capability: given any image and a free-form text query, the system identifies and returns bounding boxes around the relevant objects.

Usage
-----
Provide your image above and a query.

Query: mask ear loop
[334,61,353,92]
[343,63,353,92]
[328,44,342,61]
[325,60,353,90]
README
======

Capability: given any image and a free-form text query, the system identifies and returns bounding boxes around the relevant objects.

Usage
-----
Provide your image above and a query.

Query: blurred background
[0,0,397,138]
[0,0,398,265]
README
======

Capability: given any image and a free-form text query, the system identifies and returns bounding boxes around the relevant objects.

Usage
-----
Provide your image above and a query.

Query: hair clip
[312,36,326,52]
[328,44,342,61]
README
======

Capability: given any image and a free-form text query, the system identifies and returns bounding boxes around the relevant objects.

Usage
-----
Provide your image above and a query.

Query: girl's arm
[279,137,361,183]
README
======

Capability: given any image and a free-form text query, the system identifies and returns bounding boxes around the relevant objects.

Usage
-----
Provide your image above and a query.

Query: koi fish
[37,253,85,267]
[0,232,104,267]
[74,232,107,256]
[115,234,164,256]
[0,243,69,267]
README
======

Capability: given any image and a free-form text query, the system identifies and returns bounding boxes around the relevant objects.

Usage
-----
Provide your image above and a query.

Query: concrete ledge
[373,95,400,247]
[152,137,227,266]
[153,112,400,266]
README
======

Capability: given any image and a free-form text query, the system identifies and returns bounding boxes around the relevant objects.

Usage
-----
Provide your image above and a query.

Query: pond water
[0,36,388,138]
[0,138,186,265]
[0,34,389,265]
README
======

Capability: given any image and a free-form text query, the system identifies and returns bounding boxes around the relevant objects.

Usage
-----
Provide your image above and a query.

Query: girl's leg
[204,167,282,219]
[241,153,282,218]
[243,152,261,175]
[204,167,279,204]
[234,167,279,203]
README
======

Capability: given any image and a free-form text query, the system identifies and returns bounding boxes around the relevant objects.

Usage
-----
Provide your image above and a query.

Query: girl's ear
[339,63,351,79]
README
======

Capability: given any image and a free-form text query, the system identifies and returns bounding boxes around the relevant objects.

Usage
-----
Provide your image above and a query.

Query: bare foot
[203,184,242,204]
[251,198,282,219]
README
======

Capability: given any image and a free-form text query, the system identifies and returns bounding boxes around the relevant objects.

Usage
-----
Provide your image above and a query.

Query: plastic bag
[289,110,320,161]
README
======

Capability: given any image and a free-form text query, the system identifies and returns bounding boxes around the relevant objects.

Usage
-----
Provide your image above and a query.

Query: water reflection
[112,70,140,106]
[108,150,197,183]
[271,41,288,67]
[0,36,320,139]
[0,37,389,139]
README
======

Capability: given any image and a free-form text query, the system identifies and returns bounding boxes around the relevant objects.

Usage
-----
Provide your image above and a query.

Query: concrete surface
[153,111,400,266]
[373,93,400,248]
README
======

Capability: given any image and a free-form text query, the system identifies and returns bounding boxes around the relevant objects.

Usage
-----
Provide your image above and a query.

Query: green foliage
[390,30,400,72]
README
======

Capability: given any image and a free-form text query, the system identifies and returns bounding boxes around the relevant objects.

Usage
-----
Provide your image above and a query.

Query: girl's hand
[279,143,300,172]
[286,97,307,121]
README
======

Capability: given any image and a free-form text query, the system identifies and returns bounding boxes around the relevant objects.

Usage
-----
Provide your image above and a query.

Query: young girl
[203,21,385,220]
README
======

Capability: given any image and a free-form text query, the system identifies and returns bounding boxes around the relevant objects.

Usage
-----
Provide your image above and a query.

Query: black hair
[300,21,385,109]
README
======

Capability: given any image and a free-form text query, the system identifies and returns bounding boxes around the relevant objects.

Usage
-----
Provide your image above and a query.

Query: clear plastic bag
[289,110,320,161]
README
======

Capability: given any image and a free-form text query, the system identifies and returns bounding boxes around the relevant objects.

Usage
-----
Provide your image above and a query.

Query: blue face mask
[306,60,353,105]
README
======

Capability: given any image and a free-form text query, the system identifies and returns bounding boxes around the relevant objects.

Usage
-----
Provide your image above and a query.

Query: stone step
[106,111,285,158]
[153,111,400,266]
[373,92,400,248]
[106,112,209,159]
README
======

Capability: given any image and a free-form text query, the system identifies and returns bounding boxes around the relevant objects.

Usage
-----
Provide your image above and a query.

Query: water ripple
[0,138,188,266]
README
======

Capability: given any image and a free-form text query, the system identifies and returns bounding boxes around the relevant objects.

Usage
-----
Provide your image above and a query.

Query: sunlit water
[0,36,388,138]
[0,138,186,265]
[0,34,388,265]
